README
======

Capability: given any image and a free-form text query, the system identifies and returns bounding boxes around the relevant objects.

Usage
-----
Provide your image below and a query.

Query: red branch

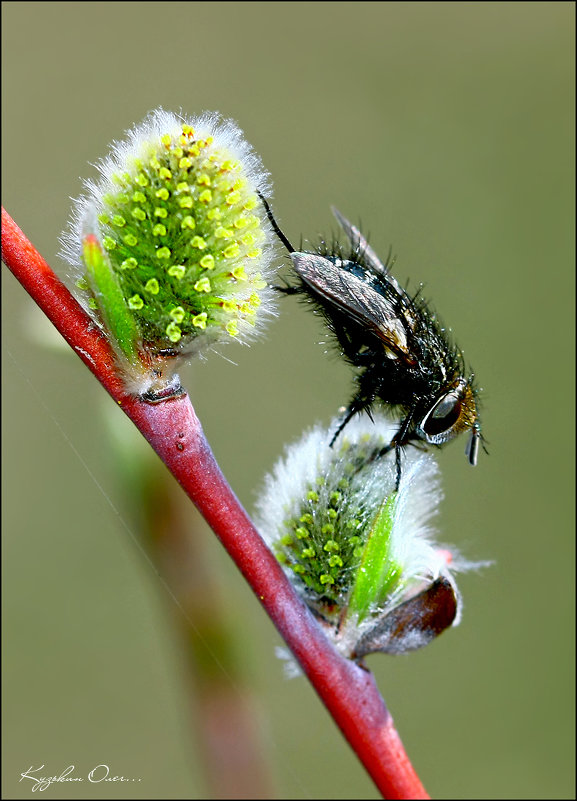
[2,206,429,800]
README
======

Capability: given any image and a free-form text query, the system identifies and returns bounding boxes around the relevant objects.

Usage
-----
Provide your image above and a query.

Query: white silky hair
[255,413,448,590]
[58,108,279,393]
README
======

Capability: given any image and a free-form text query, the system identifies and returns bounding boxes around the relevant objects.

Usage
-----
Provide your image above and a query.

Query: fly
[260,194,484,487]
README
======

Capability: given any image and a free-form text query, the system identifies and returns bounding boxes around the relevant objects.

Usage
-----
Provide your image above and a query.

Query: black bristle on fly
[259,193,485,489]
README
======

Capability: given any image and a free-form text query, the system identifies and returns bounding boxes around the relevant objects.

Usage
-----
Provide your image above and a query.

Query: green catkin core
[84,123,267,354]
[273,438,403,622]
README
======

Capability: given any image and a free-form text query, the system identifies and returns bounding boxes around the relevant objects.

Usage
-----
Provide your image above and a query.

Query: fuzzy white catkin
[256,416,449,592]
[59,109,279,394]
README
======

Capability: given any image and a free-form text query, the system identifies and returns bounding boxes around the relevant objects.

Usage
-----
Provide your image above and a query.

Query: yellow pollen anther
[165,322,182,342]
[231,265,246,279]
[170,306,186,323]
[128,294,144,310]
[145,278,160,294]
[224,243,241,260]
[199,254,215,270]
[194,276,211,293]
[193,313,208,329]
[225,191,241,206]
[168,265,186,279]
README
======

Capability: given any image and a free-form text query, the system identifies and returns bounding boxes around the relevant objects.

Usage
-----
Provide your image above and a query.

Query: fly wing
[331,207,405,296]
[291,252,414,361]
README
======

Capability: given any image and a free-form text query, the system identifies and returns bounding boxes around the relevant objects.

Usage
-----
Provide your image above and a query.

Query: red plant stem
[2,207,429,800]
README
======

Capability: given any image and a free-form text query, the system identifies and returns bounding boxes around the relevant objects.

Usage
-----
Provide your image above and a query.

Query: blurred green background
[2,2,574,798]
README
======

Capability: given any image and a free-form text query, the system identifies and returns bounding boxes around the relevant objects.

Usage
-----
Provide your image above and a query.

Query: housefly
[261,195,483,487]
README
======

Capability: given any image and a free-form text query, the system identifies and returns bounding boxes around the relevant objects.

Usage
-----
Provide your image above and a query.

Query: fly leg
[329,397,374,447]
[388,408,418,491]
